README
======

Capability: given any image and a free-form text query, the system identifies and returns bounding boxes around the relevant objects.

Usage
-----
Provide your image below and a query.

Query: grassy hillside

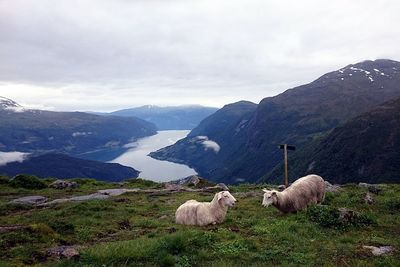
[0,177,399,266]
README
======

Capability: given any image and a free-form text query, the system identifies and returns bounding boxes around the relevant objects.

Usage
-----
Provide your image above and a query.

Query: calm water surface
[110,130,196,182]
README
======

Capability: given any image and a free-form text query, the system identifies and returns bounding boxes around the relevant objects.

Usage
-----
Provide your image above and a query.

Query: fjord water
[110,130,196,182]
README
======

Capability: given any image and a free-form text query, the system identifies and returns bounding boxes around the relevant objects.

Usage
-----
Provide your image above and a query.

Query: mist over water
[110,130,196,182]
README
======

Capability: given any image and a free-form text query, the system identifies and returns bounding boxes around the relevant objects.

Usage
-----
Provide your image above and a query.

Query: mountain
[109,105,218,130]
[0,153,139,181]
[0,96,25,112]
[0,97,157,155]
[151,59,400,184]
[264,96,400,184]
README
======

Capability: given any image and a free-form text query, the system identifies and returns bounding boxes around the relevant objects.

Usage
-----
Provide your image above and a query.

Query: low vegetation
[0,176,399,266]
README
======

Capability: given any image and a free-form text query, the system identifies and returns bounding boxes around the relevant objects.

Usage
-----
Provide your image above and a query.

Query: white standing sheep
[175,191,237,226]
[262,174,325,213]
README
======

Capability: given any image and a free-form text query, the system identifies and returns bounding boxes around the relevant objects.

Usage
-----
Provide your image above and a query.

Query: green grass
[0,178,399,266]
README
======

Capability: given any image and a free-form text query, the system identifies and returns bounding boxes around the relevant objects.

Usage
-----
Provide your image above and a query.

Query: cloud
[0,0,399,111]
[195,136,220,153]
[202,140,221,154]
[0,151,29,166]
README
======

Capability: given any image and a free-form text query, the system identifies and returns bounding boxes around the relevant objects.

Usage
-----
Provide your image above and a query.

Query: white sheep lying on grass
[175,191,237,226]
[262,174,325,213]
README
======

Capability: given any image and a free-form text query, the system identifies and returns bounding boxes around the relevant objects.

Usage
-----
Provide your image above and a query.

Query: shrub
[69,178,107,187]
[10,174,47,189]
[29,223,57,237]
[306,205,374,229]
[383,197,400,213]
[0,175,10,184]
[0,203,32,216]
[306,205,340,228]
[125,178,160,188]
[48,221,75,235]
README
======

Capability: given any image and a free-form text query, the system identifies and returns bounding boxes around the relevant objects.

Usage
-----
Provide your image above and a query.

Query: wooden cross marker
[278,144,296,188]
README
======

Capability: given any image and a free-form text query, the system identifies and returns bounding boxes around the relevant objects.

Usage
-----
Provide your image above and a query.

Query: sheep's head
[262,189,277,207]
[217,191,237,207]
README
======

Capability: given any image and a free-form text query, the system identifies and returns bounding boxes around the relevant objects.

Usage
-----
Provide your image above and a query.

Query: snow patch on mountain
[72,132,93,137]
[0,96,25,112]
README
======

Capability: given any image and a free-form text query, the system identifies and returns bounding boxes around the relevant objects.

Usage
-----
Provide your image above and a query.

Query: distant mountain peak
[0,96,25,112]
[317,59,400,85]
[109,105,219,130]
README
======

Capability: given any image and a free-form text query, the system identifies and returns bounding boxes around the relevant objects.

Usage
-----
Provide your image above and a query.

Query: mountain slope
[151,59,400,184]
[265,96,400,184]
[0,98,157,155]
[109,105,218,130]
[0,153,139,181]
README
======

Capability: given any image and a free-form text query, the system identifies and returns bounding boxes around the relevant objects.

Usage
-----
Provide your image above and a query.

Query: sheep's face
[218,191,237,207]
[262,189,277,208]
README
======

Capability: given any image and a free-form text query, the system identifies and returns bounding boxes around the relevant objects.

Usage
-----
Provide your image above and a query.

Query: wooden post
[284,144,288,188]
[279,144,296,188]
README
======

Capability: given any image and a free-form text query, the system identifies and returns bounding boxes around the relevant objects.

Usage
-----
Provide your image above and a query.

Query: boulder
[325,181,340,193]
[49,180,79,189]
[98,188,138,196]
[164,183,184,191]
[46,246,80,259]
[363,245,394,256]
[186,175,201,186]
[338,208,359,224]
[364,192,374,205]
[217,183,230,191]
[358,183,382,194]
[11,195,47,205]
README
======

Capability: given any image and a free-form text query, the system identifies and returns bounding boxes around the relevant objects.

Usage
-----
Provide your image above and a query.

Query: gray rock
[164,183,184,191]
[49,179,79,189]
[39,188,140,206]
[364,192,374,205]
[98,188,139,196]
[39,193,109,206]
[338,208,359,223]
[187,175,201,186]
[11,195,47,205]
[358,183,382,194]
[368,186,382,194]
[172,175,209,187]
[217,183,230,191]
[47,246,80,259]
[325,181,340,193]
[363,245,394,256]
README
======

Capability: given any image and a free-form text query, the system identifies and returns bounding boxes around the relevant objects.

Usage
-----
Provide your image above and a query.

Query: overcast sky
[0,0,399,111]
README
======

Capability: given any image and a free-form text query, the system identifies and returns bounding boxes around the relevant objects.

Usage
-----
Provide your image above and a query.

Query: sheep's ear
[217,192,223,201]
[262,188,268,193]
[272,191,277,196]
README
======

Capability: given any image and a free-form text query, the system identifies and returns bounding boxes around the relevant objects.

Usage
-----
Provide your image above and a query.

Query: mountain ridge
[0,153,139,181]
[0,98,157,155]
[151,59,400,184]
[107,105,218,130]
